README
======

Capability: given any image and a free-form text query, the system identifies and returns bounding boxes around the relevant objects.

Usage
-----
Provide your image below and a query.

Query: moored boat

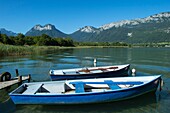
[49,64,130,80]
[9,75,161,105]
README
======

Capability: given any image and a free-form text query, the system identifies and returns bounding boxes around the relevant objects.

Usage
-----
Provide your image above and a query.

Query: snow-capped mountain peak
[100,12,170,30]
[138,12,170,23]
[79,26,98,33]
[34,24,54,31]
[25,24,68,37]
[100,20,135,30]
[151,12,170,18]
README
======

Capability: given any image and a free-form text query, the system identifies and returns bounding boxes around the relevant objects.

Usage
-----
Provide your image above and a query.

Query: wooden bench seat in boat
[62,71,79,75]
[69,81,143,93]
[90,70,103,73]
[42,82,65,93]
[23,84,43,94]
[22,82,66,94]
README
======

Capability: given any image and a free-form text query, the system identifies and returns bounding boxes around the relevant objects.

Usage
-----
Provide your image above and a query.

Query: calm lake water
[0,47,170,113]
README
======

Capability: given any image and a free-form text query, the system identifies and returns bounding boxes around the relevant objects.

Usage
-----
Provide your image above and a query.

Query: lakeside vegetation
[0,44,61,56]
[0,33,170,56]
[0,33,74,46]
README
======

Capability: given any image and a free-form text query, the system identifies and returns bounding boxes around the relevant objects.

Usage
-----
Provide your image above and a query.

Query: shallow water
[0,47,170,113]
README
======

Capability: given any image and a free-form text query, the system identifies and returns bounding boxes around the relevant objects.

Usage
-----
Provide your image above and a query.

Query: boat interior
[51,66,120,75]
[11,80,143,95]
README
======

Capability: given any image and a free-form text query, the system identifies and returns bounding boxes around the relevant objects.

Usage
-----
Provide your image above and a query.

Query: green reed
[0,44,60,56]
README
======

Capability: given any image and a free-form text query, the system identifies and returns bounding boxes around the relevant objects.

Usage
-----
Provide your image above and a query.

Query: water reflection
[0,47,170,113]
[136,65,170,72]
[14,92,157,113]
[0,99,16,113]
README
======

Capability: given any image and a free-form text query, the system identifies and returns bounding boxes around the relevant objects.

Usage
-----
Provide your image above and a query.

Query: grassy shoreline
[0,45,60,56]
[0,44,130,56]
[0,43,169,56]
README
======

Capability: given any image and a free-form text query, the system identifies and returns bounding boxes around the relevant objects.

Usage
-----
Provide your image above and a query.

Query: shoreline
[0,44,169,56]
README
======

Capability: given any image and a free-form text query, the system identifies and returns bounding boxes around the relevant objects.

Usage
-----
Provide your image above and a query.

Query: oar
[78,66,119,72]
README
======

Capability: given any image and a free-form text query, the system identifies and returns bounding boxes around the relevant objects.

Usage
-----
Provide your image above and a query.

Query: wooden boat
[49,64,130,80]
[9,75,161,105]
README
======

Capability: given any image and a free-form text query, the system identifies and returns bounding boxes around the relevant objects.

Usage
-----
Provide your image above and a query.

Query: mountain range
[1,12,170,43]
[70,12,170,43]
[0,28,17,36]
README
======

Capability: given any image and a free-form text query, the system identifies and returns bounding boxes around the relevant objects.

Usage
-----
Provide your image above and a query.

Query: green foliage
[0,34,10,44]
[1,32,169,48]
[0,44,60,56]
[14,33,25,45]
[0,33,75,47]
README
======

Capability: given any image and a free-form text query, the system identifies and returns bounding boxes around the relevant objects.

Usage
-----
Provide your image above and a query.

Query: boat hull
[9,76,160,105]
[50,64,130,81]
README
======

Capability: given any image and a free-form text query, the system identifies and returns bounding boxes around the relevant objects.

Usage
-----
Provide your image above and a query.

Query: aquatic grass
[2,42,167,56]
[0,44,60,56]
[0,45,115,56]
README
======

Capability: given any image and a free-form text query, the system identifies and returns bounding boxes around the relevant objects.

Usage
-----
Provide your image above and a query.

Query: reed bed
[0,44,60,56]
[0,44,131,56]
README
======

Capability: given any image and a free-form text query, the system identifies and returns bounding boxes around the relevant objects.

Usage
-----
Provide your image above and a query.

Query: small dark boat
[49,64,130,80]
[9,75,162,105]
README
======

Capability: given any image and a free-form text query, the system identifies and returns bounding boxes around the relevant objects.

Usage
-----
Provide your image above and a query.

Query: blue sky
[0,0,170,34]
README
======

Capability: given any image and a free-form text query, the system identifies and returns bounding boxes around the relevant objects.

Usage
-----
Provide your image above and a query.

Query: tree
[63,38,74,46]
[36,34,52,46]
[1,34,11,44]
[14,33,25,45]
[24,36,35,45]
[55,38,63,46]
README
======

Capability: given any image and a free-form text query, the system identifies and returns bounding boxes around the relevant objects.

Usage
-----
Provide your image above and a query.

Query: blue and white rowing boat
[9,75,161,105]
[49,64,130,80]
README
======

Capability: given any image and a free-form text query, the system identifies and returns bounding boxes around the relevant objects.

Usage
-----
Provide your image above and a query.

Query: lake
[0,47,170,113]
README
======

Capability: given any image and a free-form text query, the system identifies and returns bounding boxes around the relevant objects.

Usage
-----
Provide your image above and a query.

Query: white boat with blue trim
[49,64,130,80]
[9,75,162,105]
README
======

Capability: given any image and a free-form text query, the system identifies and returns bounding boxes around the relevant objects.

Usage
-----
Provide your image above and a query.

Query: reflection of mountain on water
[29,49,74,63]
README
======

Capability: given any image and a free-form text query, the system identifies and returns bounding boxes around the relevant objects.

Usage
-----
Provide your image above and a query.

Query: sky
[0,0,170,34]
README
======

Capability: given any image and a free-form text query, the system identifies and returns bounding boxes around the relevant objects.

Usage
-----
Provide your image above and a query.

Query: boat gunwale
[9,75,161,97]
[49,64,130,76]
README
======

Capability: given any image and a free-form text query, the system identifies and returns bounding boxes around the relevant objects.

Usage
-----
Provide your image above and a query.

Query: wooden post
[28,74,31,82]
[18,75,22,86]
[16,69,19,77]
